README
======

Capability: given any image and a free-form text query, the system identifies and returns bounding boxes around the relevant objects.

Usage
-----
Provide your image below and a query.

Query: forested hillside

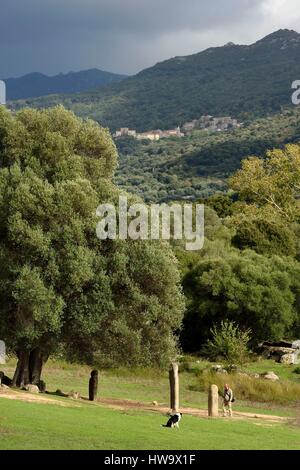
[115,107,300,203]
[10,29,300,131]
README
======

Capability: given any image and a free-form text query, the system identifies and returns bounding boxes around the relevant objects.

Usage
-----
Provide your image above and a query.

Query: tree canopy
[0,105,184,386]
[182,248,300,351]
[230,144,300,222]
[179,178,300,353]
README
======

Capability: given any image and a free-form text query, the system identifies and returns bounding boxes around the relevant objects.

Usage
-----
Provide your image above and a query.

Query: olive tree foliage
[0,106,184,386]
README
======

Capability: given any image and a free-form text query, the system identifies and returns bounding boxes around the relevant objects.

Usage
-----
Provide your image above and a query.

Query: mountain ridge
[10,29,300,131]
[3,68,127,101]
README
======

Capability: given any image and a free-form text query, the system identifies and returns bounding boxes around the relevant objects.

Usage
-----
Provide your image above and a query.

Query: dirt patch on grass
[0,389,290,424]
[0,389,80,407]
[0,427,10,434]
[98,397,290,424]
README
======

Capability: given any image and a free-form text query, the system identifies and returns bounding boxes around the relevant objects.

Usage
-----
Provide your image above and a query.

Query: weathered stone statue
[89,370,99,401]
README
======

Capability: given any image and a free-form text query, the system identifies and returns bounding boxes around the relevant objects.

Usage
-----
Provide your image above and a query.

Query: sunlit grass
[0,398,300,450]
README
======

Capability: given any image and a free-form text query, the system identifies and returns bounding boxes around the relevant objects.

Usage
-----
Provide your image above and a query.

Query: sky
[0,0,300,78]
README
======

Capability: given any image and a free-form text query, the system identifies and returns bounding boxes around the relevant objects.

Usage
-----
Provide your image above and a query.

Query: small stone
[152,401,158,406]
[0,384,9,390]
[25,384,40,394]
[211,364,227,374]
[280,353,296,365]
[251,373,260,379]
[261,371,280,381]
[237,372,249,377]
[68,390,80,400]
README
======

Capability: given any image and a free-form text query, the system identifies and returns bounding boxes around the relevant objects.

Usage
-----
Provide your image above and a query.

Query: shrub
[202,320,251,366]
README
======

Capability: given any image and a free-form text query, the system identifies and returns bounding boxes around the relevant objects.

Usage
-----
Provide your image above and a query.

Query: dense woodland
[1,104,300,384]
[115,107,300,203]
[175,134,300,354]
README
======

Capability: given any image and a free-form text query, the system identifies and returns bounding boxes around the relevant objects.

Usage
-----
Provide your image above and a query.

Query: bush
[202,321,251,366]
[293,367,300,375]
[192,370,300,404]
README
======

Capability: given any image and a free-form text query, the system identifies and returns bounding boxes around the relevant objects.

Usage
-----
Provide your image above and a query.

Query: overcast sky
[0,0,299,78]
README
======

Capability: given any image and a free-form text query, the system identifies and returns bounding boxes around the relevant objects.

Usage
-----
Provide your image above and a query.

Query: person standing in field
[223,384,234,417]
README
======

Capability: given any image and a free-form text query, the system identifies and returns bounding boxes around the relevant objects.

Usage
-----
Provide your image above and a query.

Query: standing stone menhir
[169,362,179,413]
[0,341,6,365]
[208,384,219,418]
[89,369,99,401]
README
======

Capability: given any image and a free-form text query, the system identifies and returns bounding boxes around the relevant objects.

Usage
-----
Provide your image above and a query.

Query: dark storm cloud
[0,0,299,78]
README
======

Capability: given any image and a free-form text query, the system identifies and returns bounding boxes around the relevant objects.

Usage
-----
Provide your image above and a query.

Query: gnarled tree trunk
[29,348,44,385]
[12,348,48,388]
[11,350,30,388]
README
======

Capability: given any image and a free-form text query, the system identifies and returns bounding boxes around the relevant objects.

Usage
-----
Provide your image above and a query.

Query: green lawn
[1,359,300,449]
[0,397,300,450]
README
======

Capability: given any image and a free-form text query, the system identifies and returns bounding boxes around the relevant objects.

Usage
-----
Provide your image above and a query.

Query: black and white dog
[161,412,182,429]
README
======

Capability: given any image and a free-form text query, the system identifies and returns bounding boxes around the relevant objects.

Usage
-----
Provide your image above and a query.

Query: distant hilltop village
[113,126,184,141]
[113,115,242,141]
[182,115,242,133]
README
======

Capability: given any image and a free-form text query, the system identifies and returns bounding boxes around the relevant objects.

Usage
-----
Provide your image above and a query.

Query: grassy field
[2,358,300,416]
[0,397,300,450]
[1,358,300,449]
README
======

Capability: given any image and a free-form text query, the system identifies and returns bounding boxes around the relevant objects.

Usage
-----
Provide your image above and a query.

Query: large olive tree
[0,106,184,387]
